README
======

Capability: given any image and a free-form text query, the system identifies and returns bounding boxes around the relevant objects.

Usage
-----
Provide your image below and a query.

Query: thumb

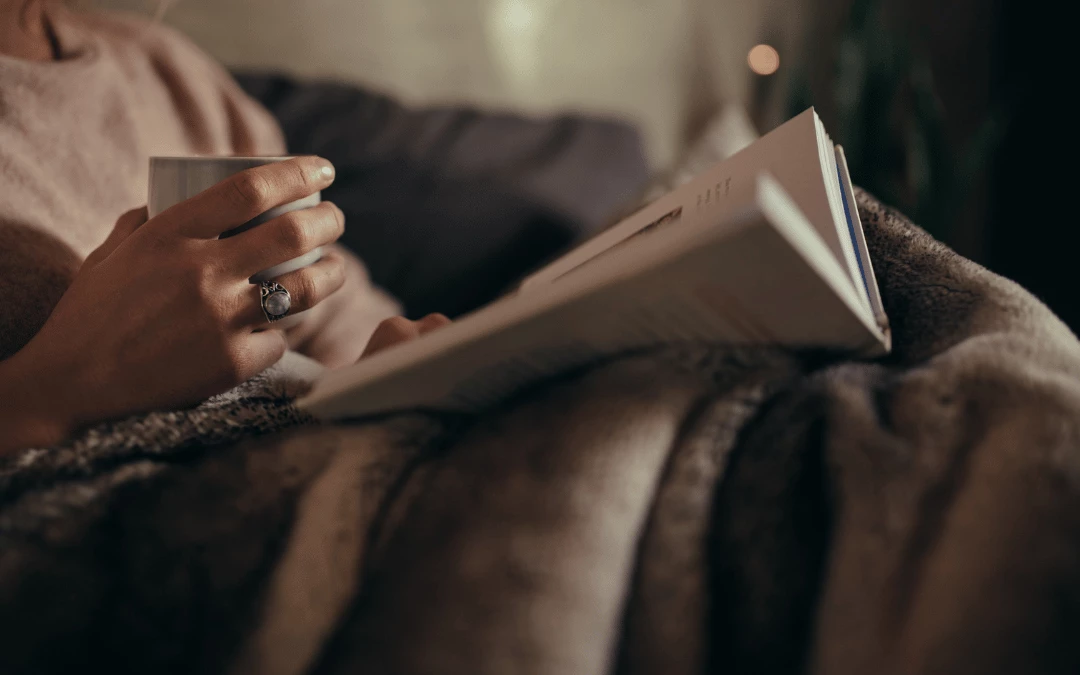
[83,206,149,269]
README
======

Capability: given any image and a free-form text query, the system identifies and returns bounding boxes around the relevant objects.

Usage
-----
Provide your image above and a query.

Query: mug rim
[150,155,296,163]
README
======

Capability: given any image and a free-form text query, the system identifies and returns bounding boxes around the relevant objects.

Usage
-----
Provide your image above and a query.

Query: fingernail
[318,161,335,181]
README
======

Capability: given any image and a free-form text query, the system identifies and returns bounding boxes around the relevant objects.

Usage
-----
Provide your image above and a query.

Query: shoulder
[71,9,212,65]
[70,9,254,100]
[67,9,285,154]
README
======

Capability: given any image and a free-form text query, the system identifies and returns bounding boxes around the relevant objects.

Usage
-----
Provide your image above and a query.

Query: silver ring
[260,281,292,323]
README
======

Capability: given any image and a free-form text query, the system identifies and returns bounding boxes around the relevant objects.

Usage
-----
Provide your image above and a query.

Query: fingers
[362,317,420,357]
[224,201,345,278]
[155,157,336,239]
[416,313,452,333]
[361,313,451,358]
[83,207,149,269]
[113,206,150,240]
[237,250,348,327]
[235,329,289,381]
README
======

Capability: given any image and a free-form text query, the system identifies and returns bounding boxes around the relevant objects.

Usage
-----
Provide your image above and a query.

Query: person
[0,0,449,455]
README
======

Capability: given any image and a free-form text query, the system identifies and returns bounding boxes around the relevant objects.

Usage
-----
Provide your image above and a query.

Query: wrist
[0,348,78,455]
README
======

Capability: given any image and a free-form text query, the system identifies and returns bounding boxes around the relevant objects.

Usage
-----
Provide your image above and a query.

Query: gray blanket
[2,191,1079,674]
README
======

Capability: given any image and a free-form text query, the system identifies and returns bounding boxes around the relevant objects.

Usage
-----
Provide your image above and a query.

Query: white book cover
[518,109,879,319]
[299,167,890,420]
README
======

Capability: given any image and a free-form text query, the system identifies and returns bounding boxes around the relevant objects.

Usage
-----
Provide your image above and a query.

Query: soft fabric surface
[2,190,1079,674]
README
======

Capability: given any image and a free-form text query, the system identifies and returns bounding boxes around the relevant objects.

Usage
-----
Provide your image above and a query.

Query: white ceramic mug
[148,156,324,283]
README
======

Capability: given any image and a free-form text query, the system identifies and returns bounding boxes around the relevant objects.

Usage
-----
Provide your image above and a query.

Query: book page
[814,121,870,314]
[835,145,889,335]
[518,108,853,293]
[301,175,886,420]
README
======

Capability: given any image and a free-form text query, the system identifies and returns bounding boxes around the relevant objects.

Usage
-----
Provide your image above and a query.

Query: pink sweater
[0,8,388,359]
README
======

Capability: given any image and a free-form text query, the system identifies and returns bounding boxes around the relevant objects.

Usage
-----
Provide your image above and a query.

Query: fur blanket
[2,191,1079,675]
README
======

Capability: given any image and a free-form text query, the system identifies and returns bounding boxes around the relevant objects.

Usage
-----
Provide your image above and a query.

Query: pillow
[237,73,651,318]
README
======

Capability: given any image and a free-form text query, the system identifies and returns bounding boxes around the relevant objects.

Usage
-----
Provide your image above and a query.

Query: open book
[299,108,891,420]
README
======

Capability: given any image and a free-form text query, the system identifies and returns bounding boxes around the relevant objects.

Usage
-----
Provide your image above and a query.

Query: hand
[280,245,403,368]
[0,156,344,453]
[361,314,452,358]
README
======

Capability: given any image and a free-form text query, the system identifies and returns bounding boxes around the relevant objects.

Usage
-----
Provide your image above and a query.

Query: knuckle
[180,257,227,315]
[293,271,320,310]
[206,290,234,325]
[141,228,173,254]
[419,313,451,332]
[118,206,149,231]
[327,257,347,293]
[323,201,345,238]
[381,316,416,339]
[217,286,246,324]
[229,170,273,212]
[182,260,213,295]
[289,159,313,190]
[277,211,312,252]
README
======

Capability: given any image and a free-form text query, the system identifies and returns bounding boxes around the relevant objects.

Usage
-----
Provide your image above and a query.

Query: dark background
[755,0,1075,331]
[986,0,1074,329]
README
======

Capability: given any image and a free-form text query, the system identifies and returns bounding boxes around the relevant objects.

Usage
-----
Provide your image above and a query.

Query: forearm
[0,349,75,456]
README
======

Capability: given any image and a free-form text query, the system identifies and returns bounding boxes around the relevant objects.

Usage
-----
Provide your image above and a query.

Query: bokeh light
[747,44,780,75]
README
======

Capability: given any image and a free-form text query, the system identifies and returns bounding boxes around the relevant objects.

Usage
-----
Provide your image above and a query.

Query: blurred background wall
[98,0,805,167]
